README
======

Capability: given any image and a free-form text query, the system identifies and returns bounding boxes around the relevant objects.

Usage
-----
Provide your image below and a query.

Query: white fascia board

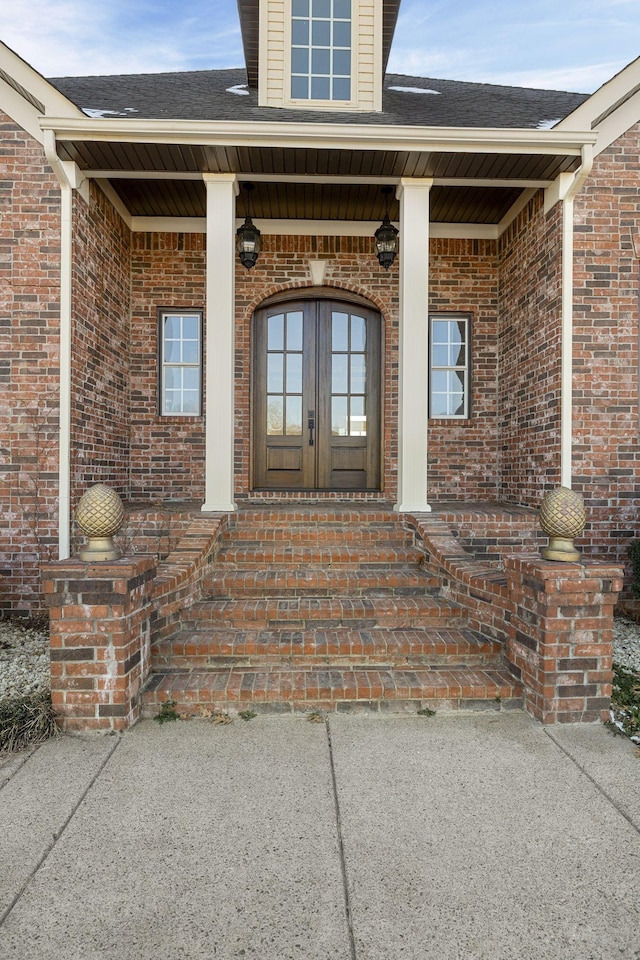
[130,216,498,239]
[0,76,44,142]
[556,56,640,155]
[40,116,597,156]
[0,41,85,121]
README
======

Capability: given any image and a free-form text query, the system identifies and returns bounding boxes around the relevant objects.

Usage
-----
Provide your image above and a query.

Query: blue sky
[1,0,639,92]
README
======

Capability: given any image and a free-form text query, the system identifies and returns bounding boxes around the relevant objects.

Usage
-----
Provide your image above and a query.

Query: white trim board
[129,216,500,238]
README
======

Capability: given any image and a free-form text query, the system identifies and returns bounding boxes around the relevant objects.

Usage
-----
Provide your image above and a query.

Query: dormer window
[291,0,352,102]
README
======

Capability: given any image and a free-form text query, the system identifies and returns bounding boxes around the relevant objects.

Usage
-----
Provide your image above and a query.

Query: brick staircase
[141,505,523,717]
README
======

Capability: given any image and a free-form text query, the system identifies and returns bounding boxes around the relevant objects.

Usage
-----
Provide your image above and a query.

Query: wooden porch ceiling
[57,138,581,223]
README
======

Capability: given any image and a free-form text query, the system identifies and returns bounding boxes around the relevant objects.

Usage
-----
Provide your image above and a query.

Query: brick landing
[141,505,524,717]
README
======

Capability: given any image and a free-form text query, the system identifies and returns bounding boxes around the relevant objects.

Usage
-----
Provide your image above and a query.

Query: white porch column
[394,178,433,513]
[202,173,239,512]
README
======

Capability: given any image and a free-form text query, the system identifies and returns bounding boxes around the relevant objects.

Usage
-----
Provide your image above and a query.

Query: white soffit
[556,56,640,156]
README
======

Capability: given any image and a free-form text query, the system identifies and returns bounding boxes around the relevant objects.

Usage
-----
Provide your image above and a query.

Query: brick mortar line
[543,728,640,837]
[325,717,358,960]
[0,736,122,929]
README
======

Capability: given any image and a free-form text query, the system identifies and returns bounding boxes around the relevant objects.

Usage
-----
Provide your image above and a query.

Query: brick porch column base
[505,558,623,723]
[42,556,157,732]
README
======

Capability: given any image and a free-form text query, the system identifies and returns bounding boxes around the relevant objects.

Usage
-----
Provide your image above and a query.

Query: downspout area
[43,129,73,559]
[560,143,593,489]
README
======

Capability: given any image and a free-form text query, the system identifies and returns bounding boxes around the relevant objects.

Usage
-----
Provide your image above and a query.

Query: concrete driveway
[1,712,639,960]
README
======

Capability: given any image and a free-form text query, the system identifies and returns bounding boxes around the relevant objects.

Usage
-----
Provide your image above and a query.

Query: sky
[0,0,639,93]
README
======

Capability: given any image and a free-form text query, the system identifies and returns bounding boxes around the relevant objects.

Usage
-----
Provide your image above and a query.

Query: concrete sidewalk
[0,713,639,960]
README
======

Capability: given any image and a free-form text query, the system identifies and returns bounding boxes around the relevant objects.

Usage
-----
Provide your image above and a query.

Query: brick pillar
[505,558,623,724]
[42,556,157,732]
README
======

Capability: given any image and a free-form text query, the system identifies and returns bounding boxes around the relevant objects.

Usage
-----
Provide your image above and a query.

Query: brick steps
[141,505,525,718]
[150,626,503,669]
[187,595,465,629]
[141,663,522,716]
[202,566,439,598]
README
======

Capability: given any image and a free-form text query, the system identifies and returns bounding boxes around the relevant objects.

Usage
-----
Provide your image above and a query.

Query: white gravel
[0,615,639,705]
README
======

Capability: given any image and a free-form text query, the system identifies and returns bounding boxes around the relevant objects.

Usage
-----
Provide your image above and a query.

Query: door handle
[308,409,315,447]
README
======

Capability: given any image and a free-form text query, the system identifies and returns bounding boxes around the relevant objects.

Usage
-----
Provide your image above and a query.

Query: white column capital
[396,178,434,201]
[203,172,240,195]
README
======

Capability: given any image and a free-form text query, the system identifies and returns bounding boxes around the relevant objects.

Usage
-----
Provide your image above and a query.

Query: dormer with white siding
[238,0,400,112]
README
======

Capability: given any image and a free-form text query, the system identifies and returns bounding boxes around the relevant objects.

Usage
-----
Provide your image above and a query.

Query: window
[429,315,470,419]
[291,0,351,102]
[159,310,202,416]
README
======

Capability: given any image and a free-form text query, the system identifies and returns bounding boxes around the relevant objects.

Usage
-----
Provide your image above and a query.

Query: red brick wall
[428,238,499,500]
[0,113,60,613]
[572,123,640,567]
[498,193,564,504]
[129,232,206,500]
[71,181,131,510]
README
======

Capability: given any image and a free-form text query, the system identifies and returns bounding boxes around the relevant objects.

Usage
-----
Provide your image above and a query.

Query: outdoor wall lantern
[236,182,261,270]
[374,186,399,270]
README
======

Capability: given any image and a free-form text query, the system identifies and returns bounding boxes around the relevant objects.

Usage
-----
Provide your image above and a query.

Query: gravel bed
[0,615,639,704]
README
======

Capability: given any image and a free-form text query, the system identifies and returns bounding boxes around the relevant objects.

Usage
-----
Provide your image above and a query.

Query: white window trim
[284,0,359,111]
[429,313,471,420]
[158,308,203,417]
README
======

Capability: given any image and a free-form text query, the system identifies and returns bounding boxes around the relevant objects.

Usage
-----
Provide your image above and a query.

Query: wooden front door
[253,299,381,491]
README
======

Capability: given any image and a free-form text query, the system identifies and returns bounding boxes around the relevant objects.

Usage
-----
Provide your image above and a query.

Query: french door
[252,299,381,490]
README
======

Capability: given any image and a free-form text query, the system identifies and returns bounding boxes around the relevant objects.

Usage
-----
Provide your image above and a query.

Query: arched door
[252,298,382,491]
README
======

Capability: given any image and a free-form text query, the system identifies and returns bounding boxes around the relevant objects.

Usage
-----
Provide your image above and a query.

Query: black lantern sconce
[374,186,399,270]
[236,182,261,270]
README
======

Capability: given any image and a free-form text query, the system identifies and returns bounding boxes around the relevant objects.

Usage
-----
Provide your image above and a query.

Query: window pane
[291,75,309,99]
[267,396,284,435]
[286,353,302,393]
[432,345,449,367]
[267,353,284,393]
[333,49,351,76]
[164,339,182,362]
[350,315,366,351]
[182,341,199,364]
[285,396,303,436]
[292,0,309,15]
[350,354,366,393]
[286,312,303,350]
[182,315,199,340]
[163,315,180,339]
[333,20,351,46]
[430,393,448,417]
[181,391,199,414]
[291,48,309,73]
[332,353,349,394]
[267,314,284,350]
[332,396,348,436]
[432,320,449,344]
[431,371,448,393]
[164,367,180,390]
[183,368,199,390]
[334,0,350,17]
[312,48,331,74]
[332,77,350,100]
[311,76,331,99]
[312,20,331,45]
[164,391,180,413]
[312,0,331,17]
[291,19,309,44]
[332,312,348,351]
[350,396,366,435]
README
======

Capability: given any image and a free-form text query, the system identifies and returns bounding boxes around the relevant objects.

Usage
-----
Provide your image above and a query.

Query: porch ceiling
[57,138,582,224]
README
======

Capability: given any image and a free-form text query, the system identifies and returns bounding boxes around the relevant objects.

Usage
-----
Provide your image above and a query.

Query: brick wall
[428,238,499,500]
[572,123,640,571]
[71,181,131,511]
[129,232,206,500]
[0,112,60,613]
[498,193,564,504]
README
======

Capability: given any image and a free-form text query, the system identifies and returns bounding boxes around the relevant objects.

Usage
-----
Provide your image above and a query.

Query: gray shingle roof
[49,68,588,129]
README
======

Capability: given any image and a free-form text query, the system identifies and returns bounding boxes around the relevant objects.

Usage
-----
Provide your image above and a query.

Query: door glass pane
[332,354,349,394]
[268,314,284,350]
[267,353,284,393]
[286,353,302,393]
[285,396,302,436]
[332,312,348,351]
[286,312,303,350]
[350,354,366,393]
[350,396,366,435]
[267,396,284,435]
[332,396,348,436]
[351,315,366,351]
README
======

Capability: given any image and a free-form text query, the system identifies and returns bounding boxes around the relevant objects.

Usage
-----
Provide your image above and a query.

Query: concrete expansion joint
[0,736,122,931]
[544,727,640,837]
[326,717,357,960]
